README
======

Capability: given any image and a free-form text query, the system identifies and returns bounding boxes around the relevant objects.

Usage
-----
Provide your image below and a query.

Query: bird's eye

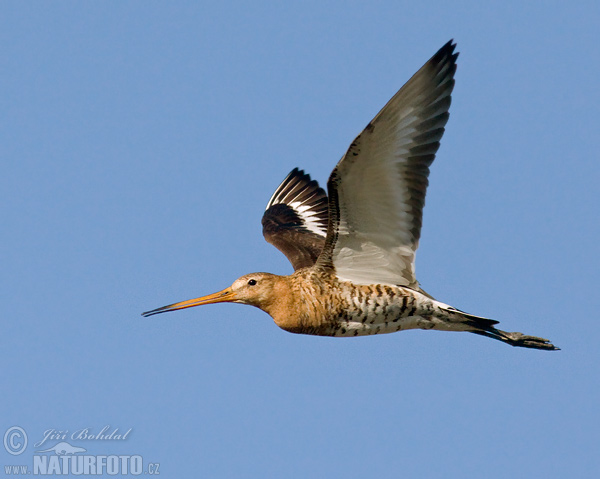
[247,279,257,286]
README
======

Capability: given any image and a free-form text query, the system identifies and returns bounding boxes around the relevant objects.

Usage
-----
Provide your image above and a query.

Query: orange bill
[142,287,236,317]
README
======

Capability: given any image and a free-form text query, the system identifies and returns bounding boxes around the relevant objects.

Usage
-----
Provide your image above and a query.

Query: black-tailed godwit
[143,41,558,350]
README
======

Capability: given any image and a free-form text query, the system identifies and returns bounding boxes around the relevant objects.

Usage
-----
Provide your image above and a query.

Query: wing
[262,168,328,270]
[317,40,458,287]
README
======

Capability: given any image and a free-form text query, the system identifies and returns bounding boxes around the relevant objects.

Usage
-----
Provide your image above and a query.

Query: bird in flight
[143,40,557,350]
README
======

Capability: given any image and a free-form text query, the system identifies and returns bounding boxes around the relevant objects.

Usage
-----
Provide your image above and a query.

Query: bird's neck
[252,274,291,315]
[262,269,332,334]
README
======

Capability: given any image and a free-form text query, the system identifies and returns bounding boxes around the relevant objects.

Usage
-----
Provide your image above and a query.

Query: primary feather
[262,168,328,270]
[316,40,458,288]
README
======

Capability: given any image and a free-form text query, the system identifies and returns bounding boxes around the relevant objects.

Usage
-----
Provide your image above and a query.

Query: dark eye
[247,279,257,286]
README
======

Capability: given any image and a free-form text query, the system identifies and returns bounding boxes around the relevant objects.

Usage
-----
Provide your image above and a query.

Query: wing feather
[262,168,328,270]
[317,40,459,287]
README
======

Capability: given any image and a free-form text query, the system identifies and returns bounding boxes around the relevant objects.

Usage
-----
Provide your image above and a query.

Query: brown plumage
[143,40,558,351]
[262,168,328,270]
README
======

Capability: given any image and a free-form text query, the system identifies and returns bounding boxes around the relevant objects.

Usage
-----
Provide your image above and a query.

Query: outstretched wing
[317,41,459,288]
[262,168,328,270]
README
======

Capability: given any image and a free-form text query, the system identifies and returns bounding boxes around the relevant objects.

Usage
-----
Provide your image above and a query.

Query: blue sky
[2,1,599,477]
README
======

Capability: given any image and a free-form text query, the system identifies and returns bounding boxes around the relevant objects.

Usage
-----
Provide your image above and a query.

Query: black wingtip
[433,39,459,62]
[267,167,320,207]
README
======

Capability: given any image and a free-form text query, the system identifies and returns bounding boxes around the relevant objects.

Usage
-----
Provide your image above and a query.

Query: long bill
[141,287,237,317]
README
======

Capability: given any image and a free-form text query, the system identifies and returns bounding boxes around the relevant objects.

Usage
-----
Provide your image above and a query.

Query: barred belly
[325,282,440,337]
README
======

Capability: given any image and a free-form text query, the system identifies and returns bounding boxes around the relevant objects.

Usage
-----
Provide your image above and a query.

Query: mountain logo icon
[36,441,87,455]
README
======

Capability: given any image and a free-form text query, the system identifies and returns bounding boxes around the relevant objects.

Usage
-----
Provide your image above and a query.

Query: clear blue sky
[2,1,599,478]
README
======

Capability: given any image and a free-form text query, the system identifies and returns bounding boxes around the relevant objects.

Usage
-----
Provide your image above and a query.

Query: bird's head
[142,272,283,317]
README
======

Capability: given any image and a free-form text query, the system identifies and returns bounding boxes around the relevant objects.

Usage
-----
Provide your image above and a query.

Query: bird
[143,40,558,351]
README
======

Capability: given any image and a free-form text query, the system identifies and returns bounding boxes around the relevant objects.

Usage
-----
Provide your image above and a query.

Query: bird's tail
[444,308,559,351]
